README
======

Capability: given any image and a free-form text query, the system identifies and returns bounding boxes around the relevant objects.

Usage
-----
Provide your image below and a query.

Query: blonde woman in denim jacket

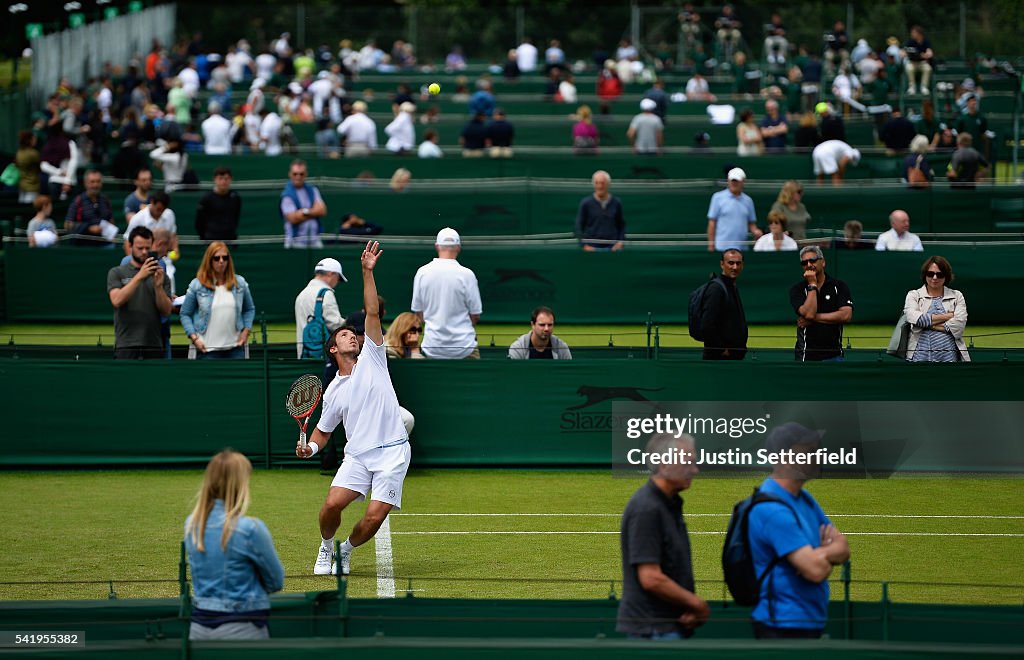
[185,450,284,640]
[181,241,255,359]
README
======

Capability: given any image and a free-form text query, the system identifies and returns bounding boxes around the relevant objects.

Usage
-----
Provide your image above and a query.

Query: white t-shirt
[123,206,177,240]
[201,285,238,350]
[202,114,234,155]
[260,112,283,156]
[516,43,538,72]
[255,53,276,80]
[753,233,799,252]
[418,140,443,158]
[244,112,261,145]
[317,334,407,456]
[178,67,200,97]
[384,112,416,153]
[411,258,482,359]
[558,80,578,103]
[875,229,924,252]
[338,112,378,149]
[226,50,252,83]
[295,278,343,358]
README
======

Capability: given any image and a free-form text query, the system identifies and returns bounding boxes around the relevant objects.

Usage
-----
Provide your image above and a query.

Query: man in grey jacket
[508,306,572,359]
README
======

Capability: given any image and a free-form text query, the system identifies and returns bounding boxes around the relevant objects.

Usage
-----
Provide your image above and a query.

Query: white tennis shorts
[331,441,411,509]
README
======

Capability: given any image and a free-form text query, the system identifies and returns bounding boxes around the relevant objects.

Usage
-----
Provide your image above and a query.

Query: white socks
[339,539,354,553]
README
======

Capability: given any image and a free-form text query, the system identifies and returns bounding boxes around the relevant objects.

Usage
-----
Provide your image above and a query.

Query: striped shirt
[911,296,958,362]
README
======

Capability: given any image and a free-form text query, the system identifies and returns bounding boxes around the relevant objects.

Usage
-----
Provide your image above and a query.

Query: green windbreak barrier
[3,243,1023,324]
[1,358,1021,467]
[64,180,1024,238]
[187,152,915,183]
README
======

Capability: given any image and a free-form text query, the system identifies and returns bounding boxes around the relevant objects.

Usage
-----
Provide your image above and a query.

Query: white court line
[374,517,395,598]
[393,513,1024,520]
[391,531,1024,538]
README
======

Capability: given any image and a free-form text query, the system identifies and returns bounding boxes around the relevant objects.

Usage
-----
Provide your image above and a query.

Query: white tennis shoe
[338,547,351,576]
[313,544,335,575]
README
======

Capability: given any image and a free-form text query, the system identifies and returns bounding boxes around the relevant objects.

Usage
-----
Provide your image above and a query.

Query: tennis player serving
[297,240,413,576]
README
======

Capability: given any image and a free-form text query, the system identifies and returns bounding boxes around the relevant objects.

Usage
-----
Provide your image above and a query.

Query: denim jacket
[184,500,285,613]
[180,275,255,337]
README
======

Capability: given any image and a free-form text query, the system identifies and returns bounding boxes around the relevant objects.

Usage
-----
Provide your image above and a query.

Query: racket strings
[286,374,323,417]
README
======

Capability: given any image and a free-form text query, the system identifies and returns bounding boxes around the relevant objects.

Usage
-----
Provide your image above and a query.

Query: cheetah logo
[568,386,664,410]
[493,269,555,286]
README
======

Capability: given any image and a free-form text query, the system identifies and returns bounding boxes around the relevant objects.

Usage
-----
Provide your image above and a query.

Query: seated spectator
[903,135,934,188]
[280,159,327,249]
[508,306,572,359]
[460,113,488,157]
[770,180,811,240]
[575,170,625,251]
[543,67,562,100]
[817,102,846,142]
[123,190,178,257]
[596,60,623,101]
[736,108,764,156]
[572,105,599,155]
[904,256,970,362]
[628,99,664,155]
[812,139,860,185]
[486,108,515,158]
[760,100,788,152]
[181,242,255,359]
[879,109,916,153]
[830,66,863,113]
[933,123,957,152]
[753,211,798,252]
[337,213,383,237]
[902,25,933,95]
[502,49,520,80]
[445,45,467,72]
[469,79,496,118]
[684,72,717,102]
[947,132,988,189]
[916,99,940,146]
[195,167,242,242]
[384,312,425,359]
[65,169,118,246]
[876,210,923,252]
[834,220,872,249]
[337,101,377,157]
[545,39,566,70]
[27,195,58,248]
[764,12,788,66]
[418,129,443,158]
[14,129,40,204]
[315,118,340,159]
[390,168,412,193]
[642,79,669,123]
[793,112,820,150]
[184,450,284,640]
[558,73,578,104]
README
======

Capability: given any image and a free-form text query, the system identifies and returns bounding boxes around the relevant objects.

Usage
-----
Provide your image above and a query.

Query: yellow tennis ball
[428,83,441,95]
[169,250,179,261]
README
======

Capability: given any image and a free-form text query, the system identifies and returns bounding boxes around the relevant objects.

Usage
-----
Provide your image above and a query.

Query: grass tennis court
[1,470,1021,604]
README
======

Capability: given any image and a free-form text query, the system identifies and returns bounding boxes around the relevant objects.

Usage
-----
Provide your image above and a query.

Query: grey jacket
[508,332,573,360]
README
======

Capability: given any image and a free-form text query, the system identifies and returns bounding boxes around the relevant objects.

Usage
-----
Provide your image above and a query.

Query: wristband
[806,284,818,291]
[307,441,320,456]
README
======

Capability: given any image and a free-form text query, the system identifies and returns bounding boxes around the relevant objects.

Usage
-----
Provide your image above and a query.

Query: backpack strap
[310,287,330,321]
[749,488,805,623]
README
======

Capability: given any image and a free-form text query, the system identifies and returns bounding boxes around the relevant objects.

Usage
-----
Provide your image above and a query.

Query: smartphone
[147,250,160,263]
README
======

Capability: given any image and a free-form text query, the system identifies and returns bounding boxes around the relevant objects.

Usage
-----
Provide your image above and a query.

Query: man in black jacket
[701,249,748,360]
[195,167,242,241]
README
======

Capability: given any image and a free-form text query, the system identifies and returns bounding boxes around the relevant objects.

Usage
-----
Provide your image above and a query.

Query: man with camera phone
[107,226,173,360]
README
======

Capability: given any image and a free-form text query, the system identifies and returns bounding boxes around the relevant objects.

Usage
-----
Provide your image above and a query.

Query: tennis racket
[286,374,323,451]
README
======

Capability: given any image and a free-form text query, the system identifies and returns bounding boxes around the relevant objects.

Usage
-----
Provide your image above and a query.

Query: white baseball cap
[315,257,347,282]
[436,227,461,247]
[640,98,657,111]
[727,167,747,181]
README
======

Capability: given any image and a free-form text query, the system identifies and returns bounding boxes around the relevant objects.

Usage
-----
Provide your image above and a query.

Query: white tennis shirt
[411,258,482,359]
[317,334,407,456]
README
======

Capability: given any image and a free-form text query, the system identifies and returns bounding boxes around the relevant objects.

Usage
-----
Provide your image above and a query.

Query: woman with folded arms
[904,256,970,362]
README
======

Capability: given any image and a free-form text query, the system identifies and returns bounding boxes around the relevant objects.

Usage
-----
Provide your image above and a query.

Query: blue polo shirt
[748,477,831,630]
[707,189,756,251]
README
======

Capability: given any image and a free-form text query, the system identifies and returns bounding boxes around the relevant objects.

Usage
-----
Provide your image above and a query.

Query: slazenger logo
[560,385,664,432]
[481,269,556,302]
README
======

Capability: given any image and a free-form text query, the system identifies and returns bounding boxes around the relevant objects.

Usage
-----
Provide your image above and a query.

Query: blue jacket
[180,275,255,337]
[184,500,285,613]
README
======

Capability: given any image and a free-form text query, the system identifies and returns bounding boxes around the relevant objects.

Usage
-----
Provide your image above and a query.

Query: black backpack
[687,275,728,341]
[301,287,331,359]
[722,488,801,606]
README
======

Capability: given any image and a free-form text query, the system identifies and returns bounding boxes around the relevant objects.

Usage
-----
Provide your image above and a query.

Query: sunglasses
[925,271,945,278]
[409,327,422,333]
[800,257,821,266]
[212,255,231,262]
[290,171,307,177]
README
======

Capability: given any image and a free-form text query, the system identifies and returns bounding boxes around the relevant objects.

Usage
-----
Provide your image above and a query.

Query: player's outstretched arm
[361,240,384,345]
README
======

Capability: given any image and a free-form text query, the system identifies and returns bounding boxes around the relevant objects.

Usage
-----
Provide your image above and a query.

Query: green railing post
[842,560,852,640]
[881,581,890,642]
[261,315,271,469]
[646,312,653,359]
[336,540,349,638]
[654,326,660,360]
